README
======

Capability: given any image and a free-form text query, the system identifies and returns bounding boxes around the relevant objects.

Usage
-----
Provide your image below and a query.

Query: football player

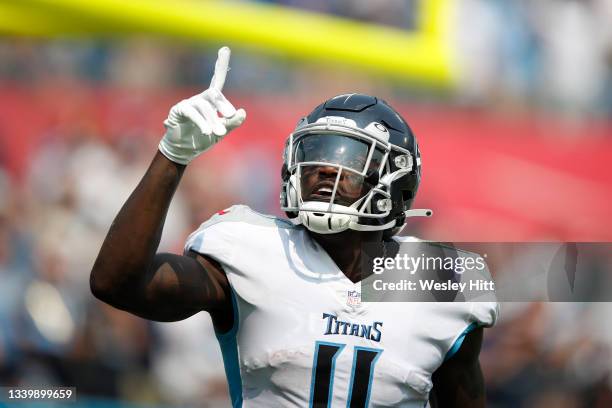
[91,47,497,407]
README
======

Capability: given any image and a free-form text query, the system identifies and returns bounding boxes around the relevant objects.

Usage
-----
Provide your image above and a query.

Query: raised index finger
[210,46,231,91]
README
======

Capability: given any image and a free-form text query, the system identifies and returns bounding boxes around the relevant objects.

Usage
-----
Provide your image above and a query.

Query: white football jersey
[185,205,498,408]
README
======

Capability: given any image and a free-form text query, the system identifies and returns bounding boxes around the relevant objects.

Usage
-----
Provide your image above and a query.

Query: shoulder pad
[184,205,296,256]
[197,205,296,230]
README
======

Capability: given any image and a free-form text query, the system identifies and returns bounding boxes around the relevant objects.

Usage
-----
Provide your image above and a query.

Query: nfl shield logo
[347,290,361,307]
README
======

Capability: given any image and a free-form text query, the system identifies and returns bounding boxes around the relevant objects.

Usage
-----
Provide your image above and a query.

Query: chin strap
[288,207,433,232]
[348,218,397,232]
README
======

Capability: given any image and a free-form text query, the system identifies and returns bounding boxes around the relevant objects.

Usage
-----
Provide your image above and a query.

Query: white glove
[159,46,246,165]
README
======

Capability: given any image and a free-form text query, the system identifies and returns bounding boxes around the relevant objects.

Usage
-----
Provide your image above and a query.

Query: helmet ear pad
[381,170,420,239]
[397,171,420,213]
[281,163,299,219]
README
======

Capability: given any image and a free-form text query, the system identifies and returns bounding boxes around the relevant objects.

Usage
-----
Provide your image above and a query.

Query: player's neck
[309,229,383,283]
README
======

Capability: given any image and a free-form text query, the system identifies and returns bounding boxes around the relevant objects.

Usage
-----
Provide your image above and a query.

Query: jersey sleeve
[443,256,499,361]
[464,250,499,328]
[471,301,499,328]
[393,238,499,361]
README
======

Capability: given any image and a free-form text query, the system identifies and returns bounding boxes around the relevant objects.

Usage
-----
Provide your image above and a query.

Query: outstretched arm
[90,152,229,322]
[429,327,486,408]
[90,47,246,324]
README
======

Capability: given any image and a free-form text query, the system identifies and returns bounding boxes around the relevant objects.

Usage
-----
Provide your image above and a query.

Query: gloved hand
[159,46,246,165]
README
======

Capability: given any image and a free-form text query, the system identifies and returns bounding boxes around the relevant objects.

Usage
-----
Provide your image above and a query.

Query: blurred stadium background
[0,0,611,407]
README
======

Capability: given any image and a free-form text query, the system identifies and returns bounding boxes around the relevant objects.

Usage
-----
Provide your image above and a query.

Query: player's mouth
[306,183,351,206]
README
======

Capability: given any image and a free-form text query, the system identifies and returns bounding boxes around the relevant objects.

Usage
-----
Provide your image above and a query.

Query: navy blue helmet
[281,94,430,235]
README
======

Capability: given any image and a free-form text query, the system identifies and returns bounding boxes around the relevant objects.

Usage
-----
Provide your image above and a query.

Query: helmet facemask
[280,116,418,234]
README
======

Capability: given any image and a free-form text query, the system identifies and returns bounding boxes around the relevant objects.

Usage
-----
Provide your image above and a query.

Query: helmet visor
[293,133,383,174]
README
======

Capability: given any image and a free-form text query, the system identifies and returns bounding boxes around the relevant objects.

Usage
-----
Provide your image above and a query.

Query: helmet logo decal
[364,122,390,142]
[374,123,388,132]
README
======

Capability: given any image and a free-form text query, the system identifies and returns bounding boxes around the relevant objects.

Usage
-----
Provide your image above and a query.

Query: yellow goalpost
[0,0,454,86]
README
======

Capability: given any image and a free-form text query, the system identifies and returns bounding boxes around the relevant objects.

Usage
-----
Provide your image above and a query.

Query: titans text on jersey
[322,313,383,342]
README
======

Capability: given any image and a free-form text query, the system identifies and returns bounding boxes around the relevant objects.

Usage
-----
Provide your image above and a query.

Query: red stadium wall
[1,85,611,241]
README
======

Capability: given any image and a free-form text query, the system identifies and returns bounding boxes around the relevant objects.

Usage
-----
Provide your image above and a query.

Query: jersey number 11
[310,341,382,408]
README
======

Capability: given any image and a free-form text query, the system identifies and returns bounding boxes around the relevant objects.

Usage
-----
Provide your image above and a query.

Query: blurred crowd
[453,0,612,116]
[255,0,420,30]
[1,0,612,407]
[0,134,235,407]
